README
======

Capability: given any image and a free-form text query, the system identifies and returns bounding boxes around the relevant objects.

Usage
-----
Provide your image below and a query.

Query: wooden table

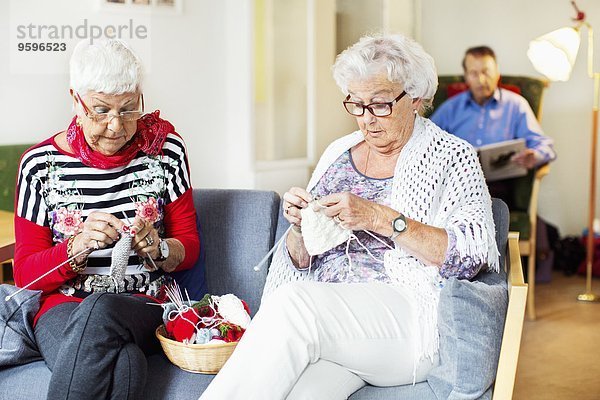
[0,210,15,282]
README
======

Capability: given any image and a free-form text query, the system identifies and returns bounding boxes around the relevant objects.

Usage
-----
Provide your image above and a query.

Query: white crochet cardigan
[262,116,499,364]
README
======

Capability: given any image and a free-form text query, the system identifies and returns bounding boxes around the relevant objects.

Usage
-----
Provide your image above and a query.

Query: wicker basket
[155,325,237,374]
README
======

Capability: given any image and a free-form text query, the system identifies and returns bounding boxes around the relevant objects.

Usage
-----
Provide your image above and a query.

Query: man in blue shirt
[431,46,556,169]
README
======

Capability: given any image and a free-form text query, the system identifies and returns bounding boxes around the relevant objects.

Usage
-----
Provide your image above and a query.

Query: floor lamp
[527,0,600,302]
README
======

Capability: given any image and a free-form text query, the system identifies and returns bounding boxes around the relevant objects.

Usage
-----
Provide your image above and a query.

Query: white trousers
[199,281,438,400]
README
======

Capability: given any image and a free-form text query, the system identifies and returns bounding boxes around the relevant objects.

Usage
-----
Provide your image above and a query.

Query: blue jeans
[34,293,163,400]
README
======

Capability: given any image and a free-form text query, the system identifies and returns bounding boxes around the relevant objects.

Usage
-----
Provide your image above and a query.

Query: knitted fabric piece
[109,229,134,292]
[262,116,499,365]
[300,204,352,256]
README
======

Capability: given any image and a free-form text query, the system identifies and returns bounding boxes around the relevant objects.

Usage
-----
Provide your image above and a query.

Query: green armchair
[427,75,550,320]
[0,143,33,284]
[426,75,548,121]
[0,144,33,212]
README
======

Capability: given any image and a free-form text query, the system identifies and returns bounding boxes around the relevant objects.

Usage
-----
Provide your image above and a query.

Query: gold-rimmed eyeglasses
[343,91,407,117]
[75,92,145,124]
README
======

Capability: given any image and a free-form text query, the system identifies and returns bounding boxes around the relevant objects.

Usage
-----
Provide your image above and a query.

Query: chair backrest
[425,75,548,121]
[0,144,34,212]
[192,188,280,317]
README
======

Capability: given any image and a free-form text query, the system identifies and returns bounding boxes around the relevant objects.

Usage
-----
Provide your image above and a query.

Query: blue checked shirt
[430,88,556,165]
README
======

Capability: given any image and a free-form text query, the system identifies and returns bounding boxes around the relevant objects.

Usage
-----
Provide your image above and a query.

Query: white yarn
[262,116,499,367]
[214,294,252,329]
[300,205,390,274]
[300,204,352,256]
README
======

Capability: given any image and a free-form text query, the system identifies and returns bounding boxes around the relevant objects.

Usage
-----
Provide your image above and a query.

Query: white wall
[420,0,597,235]
[2,0,594,236]
[0,0,254,190]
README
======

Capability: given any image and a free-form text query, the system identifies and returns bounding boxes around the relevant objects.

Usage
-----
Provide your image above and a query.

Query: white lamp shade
[527,27,581,81]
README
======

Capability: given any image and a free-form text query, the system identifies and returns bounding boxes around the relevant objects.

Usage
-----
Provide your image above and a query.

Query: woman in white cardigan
[200,33,498,400]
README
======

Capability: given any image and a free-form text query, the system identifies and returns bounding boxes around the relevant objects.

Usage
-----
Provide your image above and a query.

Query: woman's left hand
[316,192,386,233]
[131,217,160,270]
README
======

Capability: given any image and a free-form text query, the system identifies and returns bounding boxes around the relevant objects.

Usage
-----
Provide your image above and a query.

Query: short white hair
[332,33,438,111]
[70,39,143,95]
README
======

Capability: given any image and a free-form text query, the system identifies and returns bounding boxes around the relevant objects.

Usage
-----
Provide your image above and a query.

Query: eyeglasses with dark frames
[75,92,145,124]
[343,91,407,117]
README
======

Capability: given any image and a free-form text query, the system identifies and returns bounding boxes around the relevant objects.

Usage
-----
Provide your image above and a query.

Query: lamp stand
[578,72,600,302]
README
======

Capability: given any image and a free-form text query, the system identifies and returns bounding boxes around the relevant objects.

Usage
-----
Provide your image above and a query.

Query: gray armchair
[0,190,525,400]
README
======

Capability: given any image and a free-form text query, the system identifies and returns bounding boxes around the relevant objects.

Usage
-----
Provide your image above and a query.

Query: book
[477,139,527,182]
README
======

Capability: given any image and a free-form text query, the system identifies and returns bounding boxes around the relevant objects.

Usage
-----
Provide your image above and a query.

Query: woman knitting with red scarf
[13,39,199,399]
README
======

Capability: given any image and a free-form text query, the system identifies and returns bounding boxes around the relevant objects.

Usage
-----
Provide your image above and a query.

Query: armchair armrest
[526,163,550,227]
[535,163,550,180]
[493,232,528,400]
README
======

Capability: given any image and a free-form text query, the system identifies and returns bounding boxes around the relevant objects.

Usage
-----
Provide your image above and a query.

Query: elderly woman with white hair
[13,39,199,399]
[201,33,498,400]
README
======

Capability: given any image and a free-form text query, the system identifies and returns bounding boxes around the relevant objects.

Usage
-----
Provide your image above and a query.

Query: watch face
[393,217,407,232]
[160,240,169,258]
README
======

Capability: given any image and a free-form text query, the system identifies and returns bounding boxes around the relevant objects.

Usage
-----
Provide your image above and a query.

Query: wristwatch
[390,214,407,240]
[155,239,170,261]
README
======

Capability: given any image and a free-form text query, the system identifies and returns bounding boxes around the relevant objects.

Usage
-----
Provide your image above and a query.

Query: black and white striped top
[16,133,191,278]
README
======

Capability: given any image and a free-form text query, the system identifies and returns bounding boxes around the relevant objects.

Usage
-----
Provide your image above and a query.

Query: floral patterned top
[16,133,193,297]
[42,154,169,244]
[306,150,394,283]
[286,150,483,282]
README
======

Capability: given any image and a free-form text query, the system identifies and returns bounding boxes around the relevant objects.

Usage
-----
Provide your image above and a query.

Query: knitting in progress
[5,224,138,302]
[109,225,135,292]
[300,202,352,256]
[300,203,393,276]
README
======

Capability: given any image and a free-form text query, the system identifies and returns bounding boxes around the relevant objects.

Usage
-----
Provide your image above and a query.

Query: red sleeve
[13,216,78,292]
[163,188,200,271]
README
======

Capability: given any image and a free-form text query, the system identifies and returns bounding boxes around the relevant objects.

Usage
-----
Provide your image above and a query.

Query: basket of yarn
[155,284,251,374]
[155,326,238,374]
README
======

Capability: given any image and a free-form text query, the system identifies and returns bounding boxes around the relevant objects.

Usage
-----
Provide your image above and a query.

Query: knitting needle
[146,256,159,271]
[8,210,125,302]
[4,247,92,302]
[253,197,321,272]
[252,226,292,271]
[252,198,320,272]
[121,210,133,226]
[121,211,159,271]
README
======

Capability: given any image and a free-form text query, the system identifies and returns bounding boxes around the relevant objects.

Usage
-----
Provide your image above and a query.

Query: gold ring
[145,235,154,246]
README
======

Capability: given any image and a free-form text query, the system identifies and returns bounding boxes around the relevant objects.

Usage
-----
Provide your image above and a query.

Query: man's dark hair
[462,46,496,70]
